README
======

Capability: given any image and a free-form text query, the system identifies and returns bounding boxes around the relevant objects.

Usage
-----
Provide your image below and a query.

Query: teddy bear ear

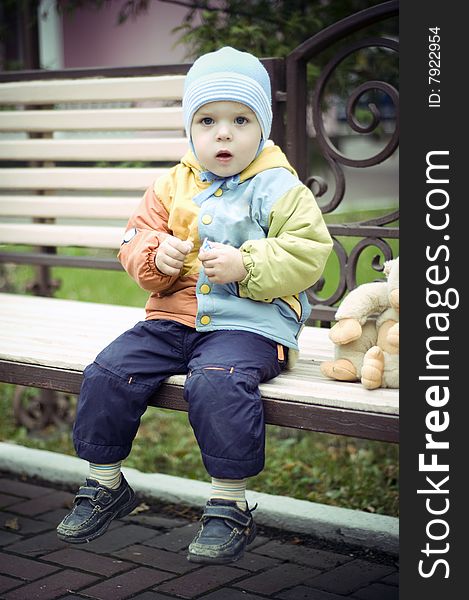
[383,256,399,277]
[383,260,393,276]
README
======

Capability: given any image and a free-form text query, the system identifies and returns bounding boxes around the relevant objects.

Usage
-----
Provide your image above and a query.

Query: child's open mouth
[216,150,233,163]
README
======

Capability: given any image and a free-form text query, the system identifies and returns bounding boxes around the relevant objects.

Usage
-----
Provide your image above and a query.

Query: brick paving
[0,473,399,599]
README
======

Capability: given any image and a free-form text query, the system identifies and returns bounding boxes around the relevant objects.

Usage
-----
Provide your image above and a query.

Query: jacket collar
[181,144,297,206]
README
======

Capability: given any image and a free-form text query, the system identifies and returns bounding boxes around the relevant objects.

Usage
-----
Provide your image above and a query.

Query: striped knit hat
[183,47,272,149]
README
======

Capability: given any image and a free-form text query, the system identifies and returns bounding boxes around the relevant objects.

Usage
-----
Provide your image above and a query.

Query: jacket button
[200,284,211,294]
[214,188,223,197]
[200,315,211,325]
[202,214,212,224]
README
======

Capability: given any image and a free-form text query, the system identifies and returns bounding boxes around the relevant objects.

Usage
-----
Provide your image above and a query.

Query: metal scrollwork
[310,36,399,212]
[305,237,394,310]
[298,12,399,323]
[307,159,345,210]
[305,174,329,199]
[345,238,394,290]
[306,237,348,307]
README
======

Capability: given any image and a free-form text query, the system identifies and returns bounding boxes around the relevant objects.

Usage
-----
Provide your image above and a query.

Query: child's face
[191,101,262,177]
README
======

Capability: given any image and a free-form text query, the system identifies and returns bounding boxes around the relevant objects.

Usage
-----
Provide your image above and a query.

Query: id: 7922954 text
[428,27,441,108]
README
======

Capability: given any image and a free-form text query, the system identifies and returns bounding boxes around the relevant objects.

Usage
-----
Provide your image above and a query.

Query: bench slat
[0,168,165,190]
[0,223,124,248]
[0,293,399,417]
[0,196,140,219]
[0,76,185,105]
[0,138,188,162]
[0,360,398,442]
[0,251,121,270]
[0,107,184,132]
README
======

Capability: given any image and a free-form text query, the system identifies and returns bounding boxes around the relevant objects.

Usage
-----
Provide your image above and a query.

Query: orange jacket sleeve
[117,185,179,293]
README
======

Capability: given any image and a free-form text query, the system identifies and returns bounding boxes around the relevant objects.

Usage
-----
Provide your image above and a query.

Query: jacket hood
[181,144,297,183]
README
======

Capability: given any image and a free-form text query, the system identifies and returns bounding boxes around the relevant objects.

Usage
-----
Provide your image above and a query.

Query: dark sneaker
[57,475,138,544]
[187,499,257,564]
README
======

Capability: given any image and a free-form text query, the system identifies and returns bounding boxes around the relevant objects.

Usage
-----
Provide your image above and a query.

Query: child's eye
[235,116,248,125]
[201,117,214,125]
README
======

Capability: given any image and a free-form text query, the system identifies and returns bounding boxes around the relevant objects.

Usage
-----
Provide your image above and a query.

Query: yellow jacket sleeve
[238,185,333,301]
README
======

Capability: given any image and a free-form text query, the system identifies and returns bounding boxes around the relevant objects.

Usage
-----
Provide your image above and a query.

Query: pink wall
[62,1,191,68]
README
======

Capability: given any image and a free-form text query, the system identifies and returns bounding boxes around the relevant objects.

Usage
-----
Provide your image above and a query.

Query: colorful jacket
[118,145,332,351]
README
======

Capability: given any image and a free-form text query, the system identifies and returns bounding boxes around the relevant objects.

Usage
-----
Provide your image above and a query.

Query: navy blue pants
[73,320,287,479]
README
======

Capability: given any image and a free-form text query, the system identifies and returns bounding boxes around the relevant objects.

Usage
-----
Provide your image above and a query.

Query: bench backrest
[0,73,190,258]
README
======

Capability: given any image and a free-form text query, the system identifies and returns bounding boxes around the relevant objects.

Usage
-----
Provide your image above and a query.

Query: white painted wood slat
[0,76,186,105]
[0,107,184,132]
[0,293,399,415]
[0,168,166,190]
[0,223,124,248]
[0,195,139,219]
[0,138,188,162]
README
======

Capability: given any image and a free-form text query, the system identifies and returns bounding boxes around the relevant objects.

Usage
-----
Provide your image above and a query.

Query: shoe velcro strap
[75,486,102,502]
[202,505,251,527]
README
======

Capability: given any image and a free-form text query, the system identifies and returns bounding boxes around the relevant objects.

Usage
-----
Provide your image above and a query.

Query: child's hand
[198,242,247,284]
[155,235,193,276]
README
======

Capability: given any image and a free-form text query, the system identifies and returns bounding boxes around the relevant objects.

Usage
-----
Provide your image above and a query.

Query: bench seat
[0,292,398,443]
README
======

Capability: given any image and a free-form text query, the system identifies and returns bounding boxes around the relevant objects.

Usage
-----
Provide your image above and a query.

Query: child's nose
[216,124,232,140]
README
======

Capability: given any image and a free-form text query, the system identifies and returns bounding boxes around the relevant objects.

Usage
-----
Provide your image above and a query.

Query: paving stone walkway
[0,473,399,600]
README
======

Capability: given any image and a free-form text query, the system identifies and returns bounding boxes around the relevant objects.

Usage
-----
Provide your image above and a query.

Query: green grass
[0,219,399,516]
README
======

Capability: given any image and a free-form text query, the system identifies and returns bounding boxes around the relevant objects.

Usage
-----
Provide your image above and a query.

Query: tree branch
[158,0,212,10]
[156,0,281,25]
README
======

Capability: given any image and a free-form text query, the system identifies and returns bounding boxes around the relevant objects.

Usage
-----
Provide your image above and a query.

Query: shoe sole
[187,551,245,565]
[187,526,257,564]
[57,495,139,544]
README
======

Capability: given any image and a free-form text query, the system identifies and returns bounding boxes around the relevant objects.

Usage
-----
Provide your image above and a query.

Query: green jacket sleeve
[238,184,333,301]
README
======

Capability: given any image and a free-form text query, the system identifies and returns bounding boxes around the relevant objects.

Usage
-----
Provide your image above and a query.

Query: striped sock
[89,462,122,490]
[210,477,247,511]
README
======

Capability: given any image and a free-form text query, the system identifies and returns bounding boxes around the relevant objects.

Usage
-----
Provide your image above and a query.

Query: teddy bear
[320,257,399,389]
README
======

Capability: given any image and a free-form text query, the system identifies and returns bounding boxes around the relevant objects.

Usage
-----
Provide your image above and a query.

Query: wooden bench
[0,4,399,444]
[0,293,398,442]
[0,72,398,444]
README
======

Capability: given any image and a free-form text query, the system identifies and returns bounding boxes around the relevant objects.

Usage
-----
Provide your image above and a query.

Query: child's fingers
[163,236,193,259]
[203,266,218,281]
[198,249,216,261]
[155,253,181,276]
[166,235,192,251]
[160,265,181,276]
[183,239,194,253]
[164,245,187,261]
[173,237,193,254]
[163,255,184,269]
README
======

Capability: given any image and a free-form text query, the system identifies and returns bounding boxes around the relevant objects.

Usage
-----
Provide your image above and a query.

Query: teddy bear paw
[387,322,399,350]
[361,346,385,389]
[320,359,358,382]
[389,288,399,310]
[329,318,362,345]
